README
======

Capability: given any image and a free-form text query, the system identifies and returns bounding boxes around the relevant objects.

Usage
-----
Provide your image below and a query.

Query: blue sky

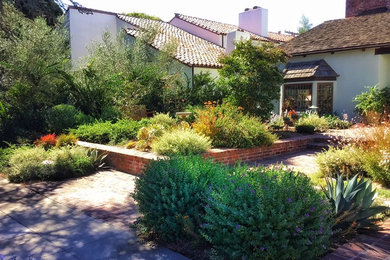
[63,0,345,33]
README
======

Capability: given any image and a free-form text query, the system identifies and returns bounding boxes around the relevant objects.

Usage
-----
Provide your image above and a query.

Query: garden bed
[78,134,329,174]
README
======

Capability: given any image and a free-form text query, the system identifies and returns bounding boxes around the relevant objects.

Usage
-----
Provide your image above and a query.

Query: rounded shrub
[46,104,92,134]
[149,113,177,129]
[201,167,332,259]
[151,129,211,156]
[315,146,366,178]
[295,114,329,133]
[295,124,315,134]
[132,156,228,242]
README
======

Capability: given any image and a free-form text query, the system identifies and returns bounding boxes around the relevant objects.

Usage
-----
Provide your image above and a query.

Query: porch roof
[283,59,339,82]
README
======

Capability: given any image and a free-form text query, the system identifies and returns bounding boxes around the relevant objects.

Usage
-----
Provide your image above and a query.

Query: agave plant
[87,149,108,169]
[323,174,389,235]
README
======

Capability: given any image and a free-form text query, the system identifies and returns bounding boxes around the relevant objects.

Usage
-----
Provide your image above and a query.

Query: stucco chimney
[226,30,250,54]
[239,6,268,37]
[346,0,390,17]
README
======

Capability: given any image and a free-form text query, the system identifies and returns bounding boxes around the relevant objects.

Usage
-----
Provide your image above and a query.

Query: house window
[284,84,313,111]
[318,83,334,115]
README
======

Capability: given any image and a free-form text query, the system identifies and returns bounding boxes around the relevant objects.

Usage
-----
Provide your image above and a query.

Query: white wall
[288,49,380,116]
[170,17,223,46]
[67,8,120,67]
[194,67,220,79]
[379,54,390,88]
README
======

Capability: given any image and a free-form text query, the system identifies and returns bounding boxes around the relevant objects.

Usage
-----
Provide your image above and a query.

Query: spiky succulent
[323,174,389,235]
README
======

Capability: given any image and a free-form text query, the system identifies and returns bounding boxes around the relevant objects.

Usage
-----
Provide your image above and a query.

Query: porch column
[312,81,318,108]
[279,84,285,115]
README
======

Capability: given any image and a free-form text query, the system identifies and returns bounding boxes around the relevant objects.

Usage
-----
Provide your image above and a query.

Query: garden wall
[78,135,328,175]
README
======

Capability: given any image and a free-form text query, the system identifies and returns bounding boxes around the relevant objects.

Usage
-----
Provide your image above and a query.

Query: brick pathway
[0,171,187,259]
[253,148,320,176]
[26,170,141,229]
[323,219,390,260]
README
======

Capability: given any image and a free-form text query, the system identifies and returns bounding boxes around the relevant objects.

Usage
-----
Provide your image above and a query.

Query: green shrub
[72,121,112,144]
[315,146,366,178]
[151,129,211,156]
[56,133,78,148]
[46,104,92,134]
[295,114,329,133]
[132,156,228,242]
[354,85,390,115]
[362,150,390,187]
[149,113,177,129]
[72,119,149,144]
[110,119,149,143]
[0,144,18,173]
[7,146,98,182]
[323,115,351,129]
[193,102,277,148]
[201,167,332,259]
[295,124,316,134]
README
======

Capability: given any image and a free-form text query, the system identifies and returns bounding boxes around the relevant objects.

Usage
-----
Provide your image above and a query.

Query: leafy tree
[65,29,185,118]
[354,85,390,122]
[9,0,63,26]
[298,15,312,34]
[0,3,69,138]
[218,41,287,119]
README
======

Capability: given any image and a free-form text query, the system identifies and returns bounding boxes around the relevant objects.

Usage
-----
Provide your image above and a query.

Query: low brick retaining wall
[78,135,328,175]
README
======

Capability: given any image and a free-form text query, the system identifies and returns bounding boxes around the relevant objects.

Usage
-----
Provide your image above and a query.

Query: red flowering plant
[34,134,57,150]
[288,110,300,122]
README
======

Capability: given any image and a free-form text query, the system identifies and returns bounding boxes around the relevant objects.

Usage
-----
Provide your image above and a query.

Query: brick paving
[253,148,321,176]
[26,170,140,229]
[323,219,390,260]
[0,173,187,259]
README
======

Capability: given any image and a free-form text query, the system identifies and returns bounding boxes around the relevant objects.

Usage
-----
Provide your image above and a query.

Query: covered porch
[280,59,339,115]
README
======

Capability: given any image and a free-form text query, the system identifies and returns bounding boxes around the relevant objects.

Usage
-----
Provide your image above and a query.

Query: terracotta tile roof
[283,60,339,82]
[267,32,295,43]
[282,12,390,56]
[173,13,294,43]
[118,14,225,68]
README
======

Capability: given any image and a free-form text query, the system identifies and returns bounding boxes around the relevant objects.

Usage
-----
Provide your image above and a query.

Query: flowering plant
[34,134,57,149]
[201,166,332,259]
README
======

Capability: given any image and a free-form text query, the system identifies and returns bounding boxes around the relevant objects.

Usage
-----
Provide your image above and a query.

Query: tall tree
[298,15,313,34]
[218,41,287,119]
[10,0,63,25]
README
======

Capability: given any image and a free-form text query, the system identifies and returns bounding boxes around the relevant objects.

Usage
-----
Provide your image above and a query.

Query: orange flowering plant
[34,134,57,149]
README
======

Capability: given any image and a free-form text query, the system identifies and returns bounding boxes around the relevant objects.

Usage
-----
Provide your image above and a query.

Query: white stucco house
[281,0,390,117]
[66,5,292,86]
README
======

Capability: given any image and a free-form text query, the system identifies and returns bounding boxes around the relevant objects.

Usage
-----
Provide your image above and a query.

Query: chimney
[226,30,250,54]
[239,6,268,37]
[346,0,390,17]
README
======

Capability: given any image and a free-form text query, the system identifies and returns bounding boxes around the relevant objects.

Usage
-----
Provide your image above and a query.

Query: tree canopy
[9,0,63,25]
[218,41,287,119]
[298,15,313,34]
